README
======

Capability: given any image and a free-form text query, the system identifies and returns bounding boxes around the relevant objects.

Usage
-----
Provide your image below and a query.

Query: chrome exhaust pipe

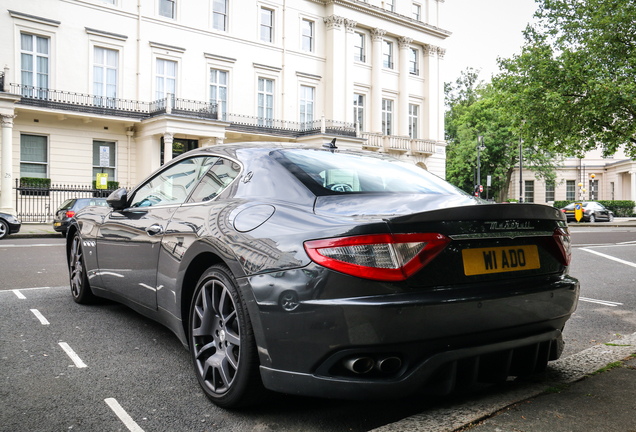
[375,356,402,374]
[343,357,374,374]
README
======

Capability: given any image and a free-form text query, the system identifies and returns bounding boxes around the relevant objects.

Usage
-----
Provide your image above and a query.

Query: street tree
[495,0,636,157]
[445,69,560,201]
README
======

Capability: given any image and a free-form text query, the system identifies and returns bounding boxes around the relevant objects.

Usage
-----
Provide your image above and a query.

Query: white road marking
[0,286,66,295]
[105,398,145,432]
[30,309,50,325]
[579,297,623,307]
[58,342,87,368]
[580,247,636,268]
[0,243,62,248]
[12,289,26,299]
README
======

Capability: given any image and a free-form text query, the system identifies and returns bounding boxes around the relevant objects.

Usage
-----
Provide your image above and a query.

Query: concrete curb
[371,332,636,432]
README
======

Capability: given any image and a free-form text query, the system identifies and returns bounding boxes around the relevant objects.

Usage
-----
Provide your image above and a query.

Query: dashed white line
[105,398,145,432]
[12,289,26,299]
[30,309,50,325]
[0,243,62,248]
[58,342,87,368]
[580,247,636,268]
[579,297,623,307]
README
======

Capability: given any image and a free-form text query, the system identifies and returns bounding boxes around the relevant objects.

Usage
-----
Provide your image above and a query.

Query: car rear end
[53,199,76,235]
[249,148,578,399]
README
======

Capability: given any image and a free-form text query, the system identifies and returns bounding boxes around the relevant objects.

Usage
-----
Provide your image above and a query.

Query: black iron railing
[14,179,121,222]
[172,98,218,120]
[0,71,4,92]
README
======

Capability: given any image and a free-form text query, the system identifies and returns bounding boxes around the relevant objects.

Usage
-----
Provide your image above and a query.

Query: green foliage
[92,180,120,190]
[20,177,51,187]
[495,0,636,158]
[445,69,561,201]
[553,200,635,217]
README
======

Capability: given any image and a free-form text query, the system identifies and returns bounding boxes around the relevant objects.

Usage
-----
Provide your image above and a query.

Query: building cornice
[253,63,282,72]
[149,41,186,53]
[8,10,61,27]
[204,53,237,63]
[308,0,451,39]
[85,27,128,41]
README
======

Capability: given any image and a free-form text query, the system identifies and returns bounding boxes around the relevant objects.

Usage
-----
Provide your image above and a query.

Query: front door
[96,155,217,309]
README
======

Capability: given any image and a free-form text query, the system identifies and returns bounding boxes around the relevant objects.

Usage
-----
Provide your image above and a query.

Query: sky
[442,0,540,84]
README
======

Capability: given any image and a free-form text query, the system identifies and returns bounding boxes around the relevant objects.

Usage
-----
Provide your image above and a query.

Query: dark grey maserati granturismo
[66,142,579,408]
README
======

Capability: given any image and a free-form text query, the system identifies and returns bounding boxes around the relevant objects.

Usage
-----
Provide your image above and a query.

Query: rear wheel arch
[65,225,79,265]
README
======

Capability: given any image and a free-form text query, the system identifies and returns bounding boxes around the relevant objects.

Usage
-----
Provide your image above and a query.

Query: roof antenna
[323,138,337,149]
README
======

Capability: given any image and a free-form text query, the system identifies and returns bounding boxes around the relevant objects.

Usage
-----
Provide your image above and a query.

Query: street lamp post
[476,134,485,198]
[519,135,523,203]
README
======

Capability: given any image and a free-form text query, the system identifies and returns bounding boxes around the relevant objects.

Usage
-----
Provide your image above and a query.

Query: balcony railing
[0,71,4,92]
[412,139,436,155]
[361,133,436,155]
[9,83,152,118]
[387,135,410,152]
[8,82,357,139]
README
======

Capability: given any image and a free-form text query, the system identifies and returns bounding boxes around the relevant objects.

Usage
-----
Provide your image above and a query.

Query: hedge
[553,200,636,217]
[20,177,51,188]
[92,180,120,190]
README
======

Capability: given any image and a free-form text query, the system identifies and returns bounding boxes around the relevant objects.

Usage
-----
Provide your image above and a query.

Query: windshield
[272,149,467,196]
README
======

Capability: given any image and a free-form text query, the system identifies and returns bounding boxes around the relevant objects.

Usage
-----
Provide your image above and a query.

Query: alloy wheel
[0,220,7,239]
[69,235,84,299]
[191,278,241,395]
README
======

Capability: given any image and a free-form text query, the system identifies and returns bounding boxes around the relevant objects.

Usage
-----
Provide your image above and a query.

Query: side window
[188,158,241,203]
[129,156,217,208]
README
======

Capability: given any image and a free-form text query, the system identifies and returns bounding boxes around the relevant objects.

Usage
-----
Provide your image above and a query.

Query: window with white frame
[385,0,394,12]
[260,8,274,43]
[210,69,228,120]
[524,180,534,203]
[409,104,419,139]
[545,181,555,202]
[409,48,418,75]
[93,140,117,181]
[258,77,274,125]
[589,179,599,200]
[354,32,365,62]
[155,59,177,101]
[20,33,49,97]
[382,99,393,136]
[566,180,575,200]
[383,41,393,68]
[213,0,228,31]
[93,47,118,107]
[413,3,421,20]
[301,19,314,52]
[20,134,48,179]
[299,85,314,125]
[159,0,175,18]
[353,94,365,132]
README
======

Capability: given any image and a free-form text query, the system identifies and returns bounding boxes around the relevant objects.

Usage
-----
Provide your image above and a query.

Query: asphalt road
[1,230,635,431]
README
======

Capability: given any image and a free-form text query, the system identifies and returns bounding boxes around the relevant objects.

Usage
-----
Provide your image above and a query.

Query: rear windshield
[76,198,109,208]
[58,199,75,211]
[272,149,466,196]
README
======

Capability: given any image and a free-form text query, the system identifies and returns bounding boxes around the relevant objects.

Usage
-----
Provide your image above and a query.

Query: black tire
[189,264,264,408]
[0,219,8,240]
[69,234,96,304]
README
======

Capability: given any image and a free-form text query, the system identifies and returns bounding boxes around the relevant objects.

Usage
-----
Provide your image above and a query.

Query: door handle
[146,224,164,236]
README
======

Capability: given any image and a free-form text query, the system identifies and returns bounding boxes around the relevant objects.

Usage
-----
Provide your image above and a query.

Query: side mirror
[107,187,128,210]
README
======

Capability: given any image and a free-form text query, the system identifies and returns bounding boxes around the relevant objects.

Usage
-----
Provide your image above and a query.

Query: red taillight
[552,226,572,266]
[304,233,450,281]
[65,210,75,218]
[561,209,566,213]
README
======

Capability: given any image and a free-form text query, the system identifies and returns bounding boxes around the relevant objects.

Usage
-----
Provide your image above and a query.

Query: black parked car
[53,198,108,236]
[0,212,21,239]
[66,143,579,408]
[560,201,614,223]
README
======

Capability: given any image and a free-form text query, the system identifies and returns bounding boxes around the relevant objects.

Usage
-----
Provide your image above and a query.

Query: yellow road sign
[96,173,109,190]
[575,203,583,222]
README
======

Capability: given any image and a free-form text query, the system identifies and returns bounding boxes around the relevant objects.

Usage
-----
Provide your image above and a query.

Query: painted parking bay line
[58,342,87,368]
[579,297,623,307]
[105,398,145,432]
[30,309,50,325]
[12,289,26,299]
[580,247,636,269]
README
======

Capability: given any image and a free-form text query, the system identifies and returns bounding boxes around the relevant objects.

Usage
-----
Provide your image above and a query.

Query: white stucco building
[0,0,450,216]
[508,147,636,205]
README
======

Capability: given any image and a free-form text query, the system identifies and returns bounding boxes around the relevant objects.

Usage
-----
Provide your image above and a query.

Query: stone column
[371,28,386,134]
[1,114,16,213]
[163,132,174,165]
[437,47,446,142]
[630,171,636,205]
[398,37,413,137]
[324,15,346,122]
[422,44,439,140]
[344,19,357,124]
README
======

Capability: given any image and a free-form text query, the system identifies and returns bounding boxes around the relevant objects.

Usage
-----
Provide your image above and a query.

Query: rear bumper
[260,329,563,399]
[247,269,579,398]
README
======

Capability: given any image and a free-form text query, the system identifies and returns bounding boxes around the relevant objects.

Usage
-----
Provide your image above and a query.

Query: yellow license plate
[54,222,61,226]
[462,245,540,276]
